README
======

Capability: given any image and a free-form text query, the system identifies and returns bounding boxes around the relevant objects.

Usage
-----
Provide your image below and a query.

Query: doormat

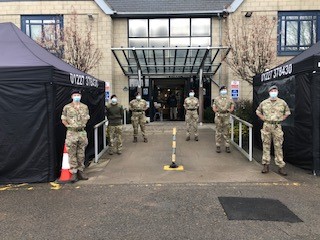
[218,197,303,223]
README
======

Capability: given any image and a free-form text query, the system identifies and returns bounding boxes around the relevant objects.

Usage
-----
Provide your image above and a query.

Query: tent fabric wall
[0,23,106,184]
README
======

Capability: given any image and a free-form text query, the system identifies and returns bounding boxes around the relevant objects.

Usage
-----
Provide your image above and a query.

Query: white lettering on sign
[261,64,293,82]
[70,73,99,88]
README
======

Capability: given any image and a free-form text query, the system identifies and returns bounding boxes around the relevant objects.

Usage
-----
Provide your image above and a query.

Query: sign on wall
[230,80,240,100]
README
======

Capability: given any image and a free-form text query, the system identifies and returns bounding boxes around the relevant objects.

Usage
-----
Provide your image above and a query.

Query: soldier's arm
[183,99,187,109]
[282,101,291,121]
[84,106,90,124]
[129,101,133,111]
[61,106,69,127]
[256,103,265,121]
[229,100,235,113]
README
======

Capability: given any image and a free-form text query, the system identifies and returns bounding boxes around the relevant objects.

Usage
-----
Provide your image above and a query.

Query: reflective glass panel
[191,18,210,36]
[300,21,312,45]
[129,19,148,37]
[149,19,169,37]
[129,38,148,47]
[286,21,298,45]
[170,18,190,36]
[30,25,42,39]
[191,37,211,47]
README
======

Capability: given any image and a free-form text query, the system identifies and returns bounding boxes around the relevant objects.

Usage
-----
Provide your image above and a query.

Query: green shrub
[233,99,253,123]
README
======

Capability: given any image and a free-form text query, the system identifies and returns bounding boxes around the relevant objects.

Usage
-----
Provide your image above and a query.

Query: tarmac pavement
[1,121,320,240]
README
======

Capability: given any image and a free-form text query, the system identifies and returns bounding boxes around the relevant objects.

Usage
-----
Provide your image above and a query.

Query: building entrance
[152,78,188,121]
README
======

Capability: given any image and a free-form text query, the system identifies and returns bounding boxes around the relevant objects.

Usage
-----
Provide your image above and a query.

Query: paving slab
[83,122,286,185]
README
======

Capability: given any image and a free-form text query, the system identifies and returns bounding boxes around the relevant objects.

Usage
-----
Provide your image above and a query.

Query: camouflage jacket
[129,99,147,113]
[61,102,90,128]
[256,97,291,122]
[213,96,234,114]
[183,97,199,110]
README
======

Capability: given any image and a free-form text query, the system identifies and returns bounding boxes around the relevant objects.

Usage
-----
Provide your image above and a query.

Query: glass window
[129,38,148,47]
[170,38,190,47]
[191,18,210,36]
[129,19,148,37]
[278,12,319,55]
[191,37,211,47]
[170,18,190,37]
[149,19,169,37]
[21,15,63,41]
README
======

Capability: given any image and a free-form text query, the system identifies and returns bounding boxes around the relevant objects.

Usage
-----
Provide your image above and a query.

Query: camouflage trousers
[131,112,146,137]
[261,123,285,168]
[108,125,123,153]
[65,130,88,174]
[185,110,198,137]
[215,115,230,147]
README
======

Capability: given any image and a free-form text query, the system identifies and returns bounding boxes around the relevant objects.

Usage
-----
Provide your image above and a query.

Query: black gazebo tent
[253,42,320,175]
[0,23,105,184]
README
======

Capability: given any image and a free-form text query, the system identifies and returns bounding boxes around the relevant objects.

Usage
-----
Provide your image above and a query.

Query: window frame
[278,11,320,56]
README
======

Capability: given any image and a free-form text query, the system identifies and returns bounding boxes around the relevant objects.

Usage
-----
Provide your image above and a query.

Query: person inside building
[106,94,124,155]
[183,90,199,141]
[256,85,291,176]
[61,89,90,182]
[167,93,178,120]
[212,86,235,153]
[129,92,148,143]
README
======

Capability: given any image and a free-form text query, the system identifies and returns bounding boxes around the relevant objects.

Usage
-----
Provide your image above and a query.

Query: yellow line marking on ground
[50,182,61,190]
[163,165,184,171]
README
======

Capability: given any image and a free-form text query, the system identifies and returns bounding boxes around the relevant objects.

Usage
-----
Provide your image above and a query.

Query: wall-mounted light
[245,11,253,18]
[88,14,94,20]
[123,86,129,91]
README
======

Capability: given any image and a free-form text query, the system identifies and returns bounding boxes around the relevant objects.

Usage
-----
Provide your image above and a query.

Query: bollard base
[163,165,184,171]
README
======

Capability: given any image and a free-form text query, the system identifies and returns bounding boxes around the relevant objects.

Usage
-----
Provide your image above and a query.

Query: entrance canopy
[111,46,230,77]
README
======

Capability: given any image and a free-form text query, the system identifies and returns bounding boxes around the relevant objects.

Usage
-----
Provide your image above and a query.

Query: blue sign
[231,89,239,99]
[105,91,110,100]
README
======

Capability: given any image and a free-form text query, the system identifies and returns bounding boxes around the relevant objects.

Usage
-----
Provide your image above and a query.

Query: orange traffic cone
[57,144,72,183]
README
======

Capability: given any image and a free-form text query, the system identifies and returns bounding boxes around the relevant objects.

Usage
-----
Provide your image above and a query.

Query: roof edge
[226,0,244,13]
[94,0,114,15]
[112,10,225,18]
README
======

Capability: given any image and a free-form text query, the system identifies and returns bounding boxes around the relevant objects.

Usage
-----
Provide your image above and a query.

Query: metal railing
[93,119,108,163]
[230,114,253,161]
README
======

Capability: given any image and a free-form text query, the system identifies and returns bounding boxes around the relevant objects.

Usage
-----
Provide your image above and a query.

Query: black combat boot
[195,136,199,141]
[70,173,78,183]
[216,146,221,153]
[261,164,269,173]
[278,167,287,176]
[186,136,190,141]
[77,171,89,180]
[144,138,148,143]
[133,137,137,143]
[226,147,231,153]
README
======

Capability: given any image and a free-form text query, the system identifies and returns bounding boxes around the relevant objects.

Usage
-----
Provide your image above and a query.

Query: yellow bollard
[163,127,184,171]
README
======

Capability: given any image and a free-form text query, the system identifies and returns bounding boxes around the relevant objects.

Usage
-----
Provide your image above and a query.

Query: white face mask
[111,98,117,104]
[189,92,195,97]
[72,95,81,102]
[269,91,278,99]
[136,95,141,100]
[220,90,227,96]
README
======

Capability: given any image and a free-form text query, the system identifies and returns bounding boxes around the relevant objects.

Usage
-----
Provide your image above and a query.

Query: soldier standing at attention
[212,86,235,153]
[61,89,90,182]
[106,94,124,155]
[183,90,199,141]
[256,85,291,176]
[129,92,148,143]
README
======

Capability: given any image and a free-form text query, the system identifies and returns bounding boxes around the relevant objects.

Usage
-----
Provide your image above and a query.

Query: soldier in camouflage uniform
[256,85,291,176]
[212,86,235,153]
[129,92,148,143]
[61,89,90,182]
[106,94,124,155]
[183,90,199,141]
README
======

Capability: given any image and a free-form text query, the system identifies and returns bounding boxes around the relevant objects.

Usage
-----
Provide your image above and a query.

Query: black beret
[219,86,227,91]
[71,89,82,95]
[268,85,278,92]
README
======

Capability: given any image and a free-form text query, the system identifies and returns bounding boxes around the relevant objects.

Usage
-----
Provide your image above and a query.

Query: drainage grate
[218,197,303,223]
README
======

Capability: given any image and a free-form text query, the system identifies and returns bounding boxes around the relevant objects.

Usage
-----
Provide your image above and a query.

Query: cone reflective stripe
[62,144,70,169]
[57,144,72,182]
